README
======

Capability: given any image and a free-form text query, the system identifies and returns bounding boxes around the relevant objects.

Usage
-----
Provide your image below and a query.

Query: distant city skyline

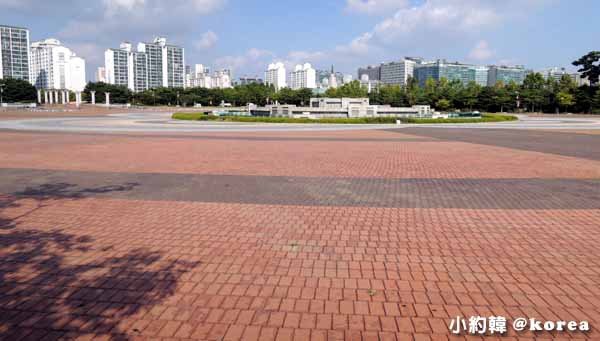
[2,0,599,82]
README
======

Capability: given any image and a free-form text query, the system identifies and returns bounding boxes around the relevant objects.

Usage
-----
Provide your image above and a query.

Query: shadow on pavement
[0,183,199,340]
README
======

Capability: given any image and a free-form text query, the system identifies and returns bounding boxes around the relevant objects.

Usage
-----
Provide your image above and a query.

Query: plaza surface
[0,111,599,341]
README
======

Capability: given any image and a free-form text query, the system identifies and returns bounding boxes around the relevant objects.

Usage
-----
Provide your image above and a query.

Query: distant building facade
[185,64,232,89]
[0,25,30,81]
[487,65,528,86]
[265,62,286,90]
[289,63,316,89]
[415,60,487,87]
[29,38,86,92]
[236,77,263,86]
[358,65,381,82]
[105,37,185,92]
[380,58,420,86]
[96,67,106,83]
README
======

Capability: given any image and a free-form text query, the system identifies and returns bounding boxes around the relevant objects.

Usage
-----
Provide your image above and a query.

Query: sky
[1,0,599,81]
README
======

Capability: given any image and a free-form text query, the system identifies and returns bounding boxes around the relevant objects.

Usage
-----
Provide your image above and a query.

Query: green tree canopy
[573,51,600,85]
[0,78,37,103]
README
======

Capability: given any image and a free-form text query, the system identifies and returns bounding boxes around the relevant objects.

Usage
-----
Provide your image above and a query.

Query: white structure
[96,67,106,82]
[212,69,232,88]
[105,37,185,92]
[265,62,286,90]
[251,97,434,119]
[540,67,569,81]
[185,64,232,89]
[186,64,211,88]
[0,25,31,81]
[30,38,86,92]
[289,63,316,89]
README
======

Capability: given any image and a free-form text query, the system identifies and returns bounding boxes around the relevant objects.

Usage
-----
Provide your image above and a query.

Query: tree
[461,81,481,110]
[492,82,512,113]
[435,98,451,111]
[593,88,600,113]
[556,91,575,113]
[521,73,546,112]
[573,51,600,85]
[0,78,37,103]
[84,82,132,104]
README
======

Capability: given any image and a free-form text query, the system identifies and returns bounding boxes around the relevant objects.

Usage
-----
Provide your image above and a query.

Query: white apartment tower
[0,25,31,81]
[105,37,185,92]
[138,37,185,88]
[290,63,316,89]
[30,38,86,92]
[265,62,286,90]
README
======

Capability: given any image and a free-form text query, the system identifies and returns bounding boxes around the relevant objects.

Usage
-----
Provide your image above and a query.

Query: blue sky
[1,0,598,81]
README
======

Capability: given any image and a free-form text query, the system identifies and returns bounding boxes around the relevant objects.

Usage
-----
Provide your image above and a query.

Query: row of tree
[81,74,600,114]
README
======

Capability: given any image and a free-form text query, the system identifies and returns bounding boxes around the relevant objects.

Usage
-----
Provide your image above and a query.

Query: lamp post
[0,84,5,106]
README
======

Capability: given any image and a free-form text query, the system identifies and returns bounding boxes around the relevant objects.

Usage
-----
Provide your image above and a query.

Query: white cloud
[214,48,273,73]
[345,0,409,15]
[195,31,218,50]
[103,0,145,16]
[468,40,494,61]
[189,0,227,14]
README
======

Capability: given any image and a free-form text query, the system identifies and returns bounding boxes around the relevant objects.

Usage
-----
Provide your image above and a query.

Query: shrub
[172,113,517,124]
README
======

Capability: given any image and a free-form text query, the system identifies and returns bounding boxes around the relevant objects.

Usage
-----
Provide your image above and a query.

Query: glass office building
[487,65,529,86]
[415,60,488,87]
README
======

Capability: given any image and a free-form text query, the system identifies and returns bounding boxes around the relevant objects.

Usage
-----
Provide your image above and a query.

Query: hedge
[172,112,517,124]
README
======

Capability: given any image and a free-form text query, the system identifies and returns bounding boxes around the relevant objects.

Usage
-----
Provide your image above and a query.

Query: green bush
[397,114,518,124]
[172,113,517,124]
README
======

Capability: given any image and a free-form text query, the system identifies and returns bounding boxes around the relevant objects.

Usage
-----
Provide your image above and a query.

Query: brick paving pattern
[0,127,599,340]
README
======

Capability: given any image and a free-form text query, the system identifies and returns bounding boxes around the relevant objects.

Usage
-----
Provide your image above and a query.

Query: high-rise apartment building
[487,65,528,86]
[265,62,286,90]
[137,37,185,88]
[0,25,30,81]
[290,63,316,89]
[104,44,131,88]
[105,37,185,92]
[29,38,86,92]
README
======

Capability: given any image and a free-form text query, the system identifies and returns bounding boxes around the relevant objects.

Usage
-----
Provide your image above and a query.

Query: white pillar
[37,90,42,104]
[91,91,96,105]
[44,91,49,104]
[75,91,82,108]
[49,91,54,104]
[54,91,58,103]
[61,91,66,104]
[105,92,110,107]
[65,91,70,104]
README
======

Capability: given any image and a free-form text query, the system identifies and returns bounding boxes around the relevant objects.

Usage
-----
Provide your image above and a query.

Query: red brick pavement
[0,131,599,179]
[0,129,599,340]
